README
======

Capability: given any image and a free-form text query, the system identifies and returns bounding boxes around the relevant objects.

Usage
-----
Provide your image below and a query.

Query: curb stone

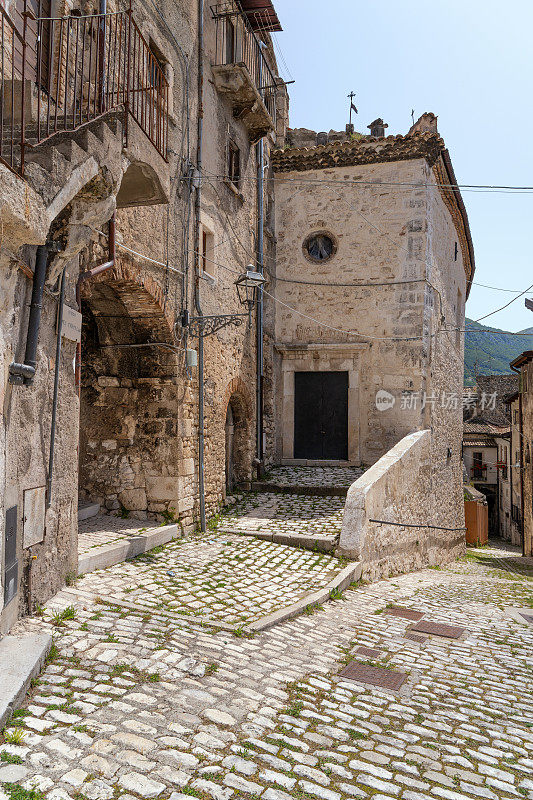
[78,523,179,575]
[244,561,362,633]
[0,631,52,728]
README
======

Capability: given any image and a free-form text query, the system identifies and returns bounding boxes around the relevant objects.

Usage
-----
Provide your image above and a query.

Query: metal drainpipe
[8,243,49,386]
[75,214,116,396]
[194,0,206,532]
[255,138,264,476]
[46,266,67,510]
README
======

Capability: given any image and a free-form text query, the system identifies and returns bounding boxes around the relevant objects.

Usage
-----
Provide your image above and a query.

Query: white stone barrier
[337,430,465,580]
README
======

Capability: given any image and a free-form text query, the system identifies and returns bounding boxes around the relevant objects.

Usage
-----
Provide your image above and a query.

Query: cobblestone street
[1,540,532,800]
[217,494,346,545]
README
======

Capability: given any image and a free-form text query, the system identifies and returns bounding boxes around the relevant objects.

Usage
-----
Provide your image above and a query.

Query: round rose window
[303,232,336,262]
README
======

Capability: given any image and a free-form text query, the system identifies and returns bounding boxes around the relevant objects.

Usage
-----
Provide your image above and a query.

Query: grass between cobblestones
[1,540,532,800]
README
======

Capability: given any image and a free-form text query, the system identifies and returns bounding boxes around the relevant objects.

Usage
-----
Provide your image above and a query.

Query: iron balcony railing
[0,5,168,176]
[0,6,27,173]
[471,465,488,480]
[211,1,277,126]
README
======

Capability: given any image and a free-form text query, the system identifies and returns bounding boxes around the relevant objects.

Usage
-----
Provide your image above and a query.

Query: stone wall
[338,430,465,580]
[469,374,518,425]
[269,156,467,481]
[522,360,533,556]
[0,0,288,632]
[1,249,79,633]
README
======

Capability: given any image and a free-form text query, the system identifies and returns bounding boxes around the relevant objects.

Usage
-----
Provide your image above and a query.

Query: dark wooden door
[294,371,348,460]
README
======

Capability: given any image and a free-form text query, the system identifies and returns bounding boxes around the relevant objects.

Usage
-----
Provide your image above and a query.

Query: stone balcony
[212,62,275,142]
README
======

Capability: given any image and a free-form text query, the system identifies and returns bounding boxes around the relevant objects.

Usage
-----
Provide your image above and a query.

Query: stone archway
[78,257,180,520]
[222,378,254,494]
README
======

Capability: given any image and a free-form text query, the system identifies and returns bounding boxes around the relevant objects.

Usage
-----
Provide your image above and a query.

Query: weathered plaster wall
[338,430,465,579]
[270,159,432,466]
[495,436,512,541]
[1,253,79,632]
[522,361,533,556]
[509,396,522,546]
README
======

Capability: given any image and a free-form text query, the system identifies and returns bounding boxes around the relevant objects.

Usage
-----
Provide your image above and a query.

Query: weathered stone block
[146,477,180,501]
[118,488,147,510]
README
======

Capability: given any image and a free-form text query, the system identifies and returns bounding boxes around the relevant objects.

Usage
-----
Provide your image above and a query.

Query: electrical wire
[194,172,533,193]
[97,221,533,338]
[201,168,529,296]
[473,281,533,323]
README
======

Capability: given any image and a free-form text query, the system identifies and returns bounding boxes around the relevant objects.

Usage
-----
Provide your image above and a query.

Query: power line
[473,281,533,323]
[199,172,533,193]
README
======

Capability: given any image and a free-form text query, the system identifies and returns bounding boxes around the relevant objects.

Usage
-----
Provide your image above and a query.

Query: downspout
[46,265,67,510]
[194,0,206,531]
[255,138,264,476]
[511,361,525,555]
[9,244,50,386]
[75,214,116,395]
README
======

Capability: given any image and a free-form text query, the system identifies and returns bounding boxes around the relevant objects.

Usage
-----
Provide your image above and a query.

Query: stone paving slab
[4,541,533,800]
[218,493,346,547]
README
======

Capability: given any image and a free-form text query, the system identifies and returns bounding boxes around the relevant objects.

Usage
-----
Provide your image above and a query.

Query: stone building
[0,0,287,632]
[510,351,533,556]
[507,392,523,545]
[265,114,474,547]
[461,373,518,539]
[1,0,476,633]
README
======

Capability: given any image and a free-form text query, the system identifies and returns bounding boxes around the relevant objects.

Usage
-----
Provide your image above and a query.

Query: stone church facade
[0,0,472,633]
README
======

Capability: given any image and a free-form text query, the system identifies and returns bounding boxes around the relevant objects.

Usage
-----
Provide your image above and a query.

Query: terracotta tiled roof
[464,420,510,435]
[272,132,446,173]
[463,438,497,448]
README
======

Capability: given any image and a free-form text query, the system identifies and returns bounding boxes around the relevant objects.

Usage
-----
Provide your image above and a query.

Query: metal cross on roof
[348,91,358,127]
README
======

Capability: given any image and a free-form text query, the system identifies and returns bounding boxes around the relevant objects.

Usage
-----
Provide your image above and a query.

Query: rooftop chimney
[367,118,388,138]
[316,131,329,146]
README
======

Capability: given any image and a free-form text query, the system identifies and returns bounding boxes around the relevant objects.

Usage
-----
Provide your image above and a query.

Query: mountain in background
[464,318,533,385]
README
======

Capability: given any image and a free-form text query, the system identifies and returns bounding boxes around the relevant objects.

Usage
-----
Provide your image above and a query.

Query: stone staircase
[218,466,364,553]
[20,111,125,207]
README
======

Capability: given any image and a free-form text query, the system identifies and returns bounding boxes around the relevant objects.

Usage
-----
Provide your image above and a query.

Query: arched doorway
[78,261,180,520]
[224,391,252,495]
[225,403,235,494]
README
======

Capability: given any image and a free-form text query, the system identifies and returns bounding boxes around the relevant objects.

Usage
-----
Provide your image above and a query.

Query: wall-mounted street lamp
[181,265,267,338]
[235,268,267,321]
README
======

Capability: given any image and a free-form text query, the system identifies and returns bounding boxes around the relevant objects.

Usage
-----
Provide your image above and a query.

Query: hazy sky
[272,0,533,332]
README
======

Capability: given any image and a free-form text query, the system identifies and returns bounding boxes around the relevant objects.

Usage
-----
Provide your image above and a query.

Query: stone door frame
[275,343,366,466]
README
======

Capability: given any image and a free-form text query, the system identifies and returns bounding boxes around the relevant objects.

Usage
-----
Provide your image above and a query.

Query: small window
[148,39,167,88]
[201,226,215,277]
[454,241,458,261]
[227,140,240,188]
[303,231,337,263]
